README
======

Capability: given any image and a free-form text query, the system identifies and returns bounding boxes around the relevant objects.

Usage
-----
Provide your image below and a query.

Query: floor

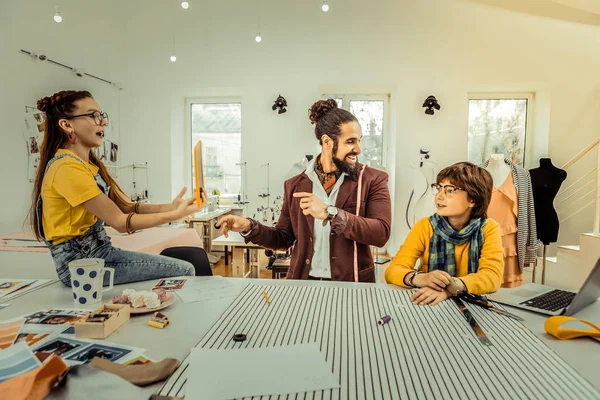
[211,253,391,280]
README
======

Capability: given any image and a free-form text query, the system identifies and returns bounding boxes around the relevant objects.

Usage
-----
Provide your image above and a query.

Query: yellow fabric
[41,149,102,244]
[544,316,600,340]
[385,217,504,294]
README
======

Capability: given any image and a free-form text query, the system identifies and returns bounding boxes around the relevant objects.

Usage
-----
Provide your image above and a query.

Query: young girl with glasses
[386,162,503,306]
[30,90,202,287]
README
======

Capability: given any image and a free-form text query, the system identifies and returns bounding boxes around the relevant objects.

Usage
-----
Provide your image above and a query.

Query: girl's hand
[411,287,451,306]
[171,187,189,212]
[175,195,201,219]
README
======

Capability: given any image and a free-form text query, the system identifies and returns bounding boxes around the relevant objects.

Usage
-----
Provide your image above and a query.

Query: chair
[160,246,213,276]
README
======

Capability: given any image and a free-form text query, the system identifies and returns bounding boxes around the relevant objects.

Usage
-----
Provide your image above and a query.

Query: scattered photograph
[0,281,26,297]
[66,343,131,364]
[23,309,90,325]
[35,337,88,358]
[123,355,153,366]
[0,320,24,350]
[13,332,51,348]
[154,278,187,290]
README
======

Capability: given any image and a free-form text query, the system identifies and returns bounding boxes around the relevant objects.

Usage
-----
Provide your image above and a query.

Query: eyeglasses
[431,183,464,198]
[65,111,109,126]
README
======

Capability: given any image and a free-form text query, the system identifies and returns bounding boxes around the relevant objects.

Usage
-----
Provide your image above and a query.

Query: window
[324,94,388,167]
[190,102,242,197]
[467,94,533,166]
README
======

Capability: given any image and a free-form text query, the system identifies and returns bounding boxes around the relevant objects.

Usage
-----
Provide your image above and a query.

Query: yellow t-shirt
[41,149,103,244]
[385,217,504,294]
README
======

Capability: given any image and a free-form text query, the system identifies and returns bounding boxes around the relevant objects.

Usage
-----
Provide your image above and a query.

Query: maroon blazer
[244,164,391,282]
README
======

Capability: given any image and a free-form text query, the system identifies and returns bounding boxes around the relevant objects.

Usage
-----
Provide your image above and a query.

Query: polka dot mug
[68,258,114,305]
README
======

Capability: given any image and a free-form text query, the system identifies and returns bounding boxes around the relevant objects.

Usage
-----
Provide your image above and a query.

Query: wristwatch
[323,206,338,226]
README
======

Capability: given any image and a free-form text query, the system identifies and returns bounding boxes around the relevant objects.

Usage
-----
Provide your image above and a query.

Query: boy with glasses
[386,162,503,306]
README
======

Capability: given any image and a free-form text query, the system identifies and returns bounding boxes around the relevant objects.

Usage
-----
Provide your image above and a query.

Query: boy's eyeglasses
[431,184,464,198]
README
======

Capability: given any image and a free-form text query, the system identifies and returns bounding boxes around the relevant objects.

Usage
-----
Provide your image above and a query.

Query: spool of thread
[377,315,391,325]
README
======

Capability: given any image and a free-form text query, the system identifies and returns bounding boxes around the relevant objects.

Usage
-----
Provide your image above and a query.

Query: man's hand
[215,215,252,238]
[412,270,453,291]
[411,287,451,306]
[293,192,327,220]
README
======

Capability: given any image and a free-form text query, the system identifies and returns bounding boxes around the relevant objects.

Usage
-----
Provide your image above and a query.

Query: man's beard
[332,141,360,180]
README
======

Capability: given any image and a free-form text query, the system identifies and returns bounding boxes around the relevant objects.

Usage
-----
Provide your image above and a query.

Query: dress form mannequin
[485,154,511,187]
[529,158,567,244]
[529,158,567,284]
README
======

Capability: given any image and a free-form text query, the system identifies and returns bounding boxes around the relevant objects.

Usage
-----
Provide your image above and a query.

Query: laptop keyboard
[519,289,576,312]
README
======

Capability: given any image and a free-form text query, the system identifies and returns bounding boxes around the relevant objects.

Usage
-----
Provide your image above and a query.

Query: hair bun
[37,96,52,113]
[308,98,339,124]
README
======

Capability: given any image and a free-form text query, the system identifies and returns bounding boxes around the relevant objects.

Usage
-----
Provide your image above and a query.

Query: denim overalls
[37,154,114,285]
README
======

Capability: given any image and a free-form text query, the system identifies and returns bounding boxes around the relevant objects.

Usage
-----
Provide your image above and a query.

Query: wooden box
[75,303,130,339]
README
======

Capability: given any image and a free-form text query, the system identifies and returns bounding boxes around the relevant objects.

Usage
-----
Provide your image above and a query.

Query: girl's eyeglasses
[65,111,109,126]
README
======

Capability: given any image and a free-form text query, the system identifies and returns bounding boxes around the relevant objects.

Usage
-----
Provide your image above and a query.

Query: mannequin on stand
[480,155,538,286]
[484,154,523,288]
[529,158,567,284]
[486,154,511,186]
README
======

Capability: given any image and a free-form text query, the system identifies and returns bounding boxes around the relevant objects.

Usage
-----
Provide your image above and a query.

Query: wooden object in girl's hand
[74,304,130,339]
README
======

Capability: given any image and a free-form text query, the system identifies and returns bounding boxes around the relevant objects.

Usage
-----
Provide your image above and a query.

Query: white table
[0,277,599,398]
[188,207,243,254]
[212,232,264,278]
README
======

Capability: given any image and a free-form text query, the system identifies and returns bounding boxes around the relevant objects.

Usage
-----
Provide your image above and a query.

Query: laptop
[489,257,600,316]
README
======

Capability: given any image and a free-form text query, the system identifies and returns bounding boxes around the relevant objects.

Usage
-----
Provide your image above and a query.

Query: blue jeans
[49,221,195,287]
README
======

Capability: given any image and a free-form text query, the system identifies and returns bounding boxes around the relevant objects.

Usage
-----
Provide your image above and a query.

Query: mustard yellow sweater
[385,217,504,294]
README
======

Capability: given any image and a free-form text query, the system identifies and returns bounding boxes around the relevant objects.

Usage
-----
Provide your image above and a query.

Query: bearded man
[216,99,392,282]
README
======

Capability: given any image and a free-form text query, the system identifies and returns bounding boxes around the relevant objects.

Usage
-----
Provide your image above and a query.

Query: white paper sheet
[186,343,340,399]
[176,277,246,304]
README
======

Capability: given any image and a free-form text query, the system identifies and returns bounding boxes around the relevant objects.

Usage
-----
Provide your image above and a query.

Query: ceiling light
[170,55,177,62]
[322,2,329,12]
[255,34,262,43]
[181,1,190,9]
[53,6,62,23]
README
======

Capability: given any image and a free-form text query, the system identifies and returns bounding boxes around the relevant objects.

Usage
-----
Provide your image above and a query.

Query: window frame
[322,93,390,166]
[466,92,535,167]
[185,97,243,199]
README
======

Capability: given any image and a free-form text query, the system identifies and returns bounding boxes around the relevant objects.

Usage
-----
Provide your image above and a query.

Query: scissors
[458,293,524,321]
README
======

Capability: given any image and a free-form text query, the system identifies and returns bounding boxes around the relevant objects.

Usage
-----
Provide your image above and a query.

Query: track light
[322,1,329,12]
[53,6,62,23]
[255,34,262,43]
[170,55,177,62]
[181,1,190,9]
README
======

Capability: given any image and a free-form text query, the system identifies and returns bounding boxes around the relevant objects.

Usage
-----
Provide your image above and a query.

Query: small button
[305,259,310,265]
[309,238,313,242]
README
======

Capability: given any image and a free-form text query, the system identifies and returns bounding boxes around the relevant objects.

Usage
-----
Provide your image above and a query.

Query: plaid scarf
[428,213,486,276]
[314,155,341,195]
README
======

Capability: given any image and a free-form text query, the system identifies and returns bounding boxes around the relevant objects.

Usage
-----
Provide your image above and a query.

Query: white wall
[2,0,600,255]
[0,1,127,234]
[116,0,600,253]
